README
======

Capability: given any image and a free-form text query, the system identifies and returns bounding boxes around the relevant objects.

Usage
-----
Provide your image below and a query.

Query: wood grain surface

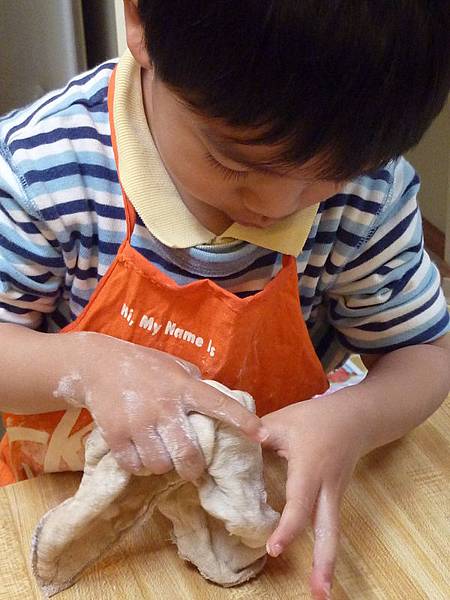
[1,395,449,600]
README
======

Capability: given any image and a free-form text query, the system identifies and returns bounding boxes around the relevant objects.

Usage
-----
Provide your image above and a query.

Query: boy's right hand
[60,331,265,480]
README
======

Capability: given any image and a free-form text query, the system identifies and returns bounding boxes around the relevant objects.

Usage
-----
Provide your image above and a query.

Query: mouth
[234,216,279,229]
[234,219,258,227]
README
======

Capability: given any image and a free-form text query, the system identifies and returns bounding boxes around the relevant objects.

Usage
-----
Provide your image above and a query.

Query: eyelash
[204,152,249,182]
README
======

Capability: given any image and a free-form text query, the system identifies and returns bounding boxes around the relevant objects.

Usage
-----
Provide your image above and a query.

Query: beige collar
[113,50,318,255]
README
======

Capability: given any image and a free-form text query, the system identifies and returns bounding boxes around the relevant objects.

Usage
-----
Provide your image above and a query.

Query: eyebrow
[200,127,289,175]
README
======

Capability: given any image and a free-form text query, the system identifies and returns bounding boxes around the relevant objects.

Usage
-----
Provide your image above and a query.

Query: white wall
[114,0,127,56]
[0,0,86,114]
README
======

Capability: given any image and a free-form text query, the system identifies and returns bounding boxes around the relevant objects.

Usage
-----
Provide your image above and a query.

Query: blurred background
[0,0,449,291]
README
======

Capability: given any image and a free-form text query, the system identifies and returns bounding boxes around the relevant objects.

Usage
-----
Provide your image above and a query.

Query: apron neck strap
[122,193,137,242]
[282,255,294,267]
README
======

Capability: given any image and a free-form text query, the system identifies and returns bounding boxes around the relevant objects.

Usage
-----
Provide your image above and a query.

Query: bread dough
[31,380,279,597]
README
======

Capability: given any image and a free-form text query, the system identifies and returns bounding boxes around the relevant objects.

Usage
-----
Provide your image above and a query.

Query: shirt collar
[113,50,318,256]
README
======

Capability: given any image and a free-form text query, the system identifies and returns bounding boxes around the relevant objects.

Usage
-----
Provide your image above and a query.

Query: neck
[175,191,233,235]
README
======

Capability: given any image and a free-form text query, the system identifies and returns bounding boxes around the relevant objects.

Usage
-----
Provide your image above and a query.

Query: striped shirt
[0,60,448,371]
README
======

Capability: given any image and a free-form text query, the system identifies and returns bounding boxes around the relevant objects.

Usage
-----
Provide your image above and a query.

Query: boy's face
[143,70,343,234]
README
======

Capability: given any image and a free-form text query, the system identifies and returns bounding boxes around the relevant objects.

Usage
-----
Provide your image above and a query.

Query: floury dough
[31,380,280,597]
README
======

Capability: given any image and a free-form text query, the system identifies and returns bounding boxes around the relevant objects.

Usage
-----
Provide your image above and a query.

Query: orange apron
[0,68,328,486]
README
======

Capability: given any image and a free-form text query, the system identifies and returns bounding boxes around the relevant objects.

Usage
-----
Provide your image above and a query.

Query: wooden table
[1,395,449,600]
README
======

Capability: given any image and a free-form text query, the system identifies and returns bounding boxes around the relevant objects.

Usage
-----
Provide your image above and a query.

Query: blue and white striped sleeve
[327,158,450,354]
[0,146,65,328]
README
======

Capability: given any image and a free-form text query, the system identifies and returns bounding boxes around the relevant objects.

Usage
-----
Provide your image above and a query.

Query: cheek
[173,159,229,202]
[300,182,341,205]
[156,130,228,198]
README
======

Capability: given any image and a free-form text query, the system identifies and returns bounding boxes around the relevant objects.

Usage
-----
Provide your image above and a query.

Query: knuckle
[244,413,260,431]
[177,443,202,465]
[104,431,125,454]
[289,495,314,513]
[113,448,139,472]
[104,422,127,441]
[133,439,172,474]
[212,394,242,423]
[174,444,205,477]
[214,391,229,410]
[178,460,205,482]
[193,384,229,411]
[313,525,340,541]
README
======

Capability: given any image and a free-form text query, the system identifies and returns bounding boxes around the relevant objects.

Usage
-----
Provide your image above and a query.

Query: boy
[0,1,449,597]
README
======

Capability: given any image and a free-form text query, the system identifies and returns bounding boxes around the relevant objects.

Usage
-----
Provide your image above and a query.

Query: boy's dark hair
[138,1,450,180]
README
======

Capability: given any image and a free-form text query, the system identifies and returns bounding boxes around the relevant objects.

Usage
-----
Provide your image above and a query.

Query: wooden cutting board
[1,394,449,600]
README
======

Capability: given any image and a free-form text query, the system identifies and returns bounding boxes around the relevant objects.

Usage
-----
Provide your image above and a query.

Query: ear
[123,0,152,70]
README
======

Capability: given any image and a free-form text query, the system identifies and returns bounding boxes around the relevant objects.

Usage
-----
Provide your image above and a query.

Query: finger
[188,380,265,443]
[109,439,143,473]
[310,487,340,600]
[149,348,201,378]
[157,412,206,481]
[173,357,201,377]
[259,415,286,453]
[132,427,173,475]
[266,460,320,557]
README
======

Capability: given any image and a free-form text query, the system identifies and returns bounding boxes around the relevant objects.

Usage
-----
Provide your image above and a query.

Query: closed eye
[204,152,249,182]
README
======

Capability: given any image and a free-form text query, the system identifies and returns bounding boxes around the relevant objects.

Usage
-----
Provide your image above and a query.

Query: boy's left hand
[261,391,367,600]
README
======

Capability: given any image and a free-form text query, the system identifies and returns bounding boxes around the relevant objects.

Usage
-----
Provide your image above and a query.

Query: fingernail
[258,427,270,442]
[267,542,283,557]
